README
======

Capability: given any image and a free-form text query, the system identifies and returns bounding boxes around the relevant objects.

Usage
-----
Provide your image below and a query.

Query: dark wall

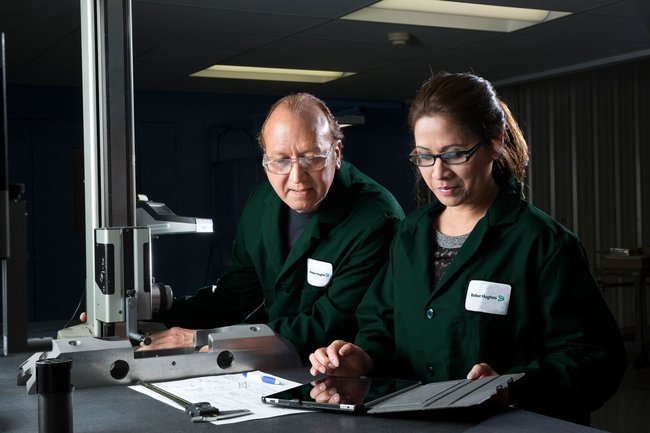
[498,58,650,266]
[7,86,85,322]
[5,85,413,321]
[11,57,650,322]
[496,57,650,330]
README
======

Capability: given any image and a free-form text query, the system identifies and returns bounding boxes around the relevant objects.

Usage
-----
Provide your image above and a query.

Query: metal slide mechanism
[17,0,300,393]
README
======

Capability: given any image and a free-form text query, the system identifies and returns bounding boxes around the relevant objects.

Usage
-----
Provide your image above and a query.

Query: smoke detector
[388,32,411,47]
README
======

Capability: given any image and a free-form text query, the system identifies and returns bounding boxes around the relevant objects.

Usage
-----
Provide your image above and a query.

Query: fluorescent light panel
[191,65,355,83]
[336,114,366,128]
[341,0,571,33]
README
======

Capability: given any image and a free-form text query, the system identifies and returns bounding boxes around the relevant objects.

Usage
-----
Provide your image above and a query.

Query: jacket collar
[314,160,353,227]
[485,178,522,227]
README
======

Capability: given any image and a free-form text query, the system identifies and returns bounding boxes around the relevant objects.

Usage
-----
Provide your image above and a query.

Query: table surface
[0,351,607,433]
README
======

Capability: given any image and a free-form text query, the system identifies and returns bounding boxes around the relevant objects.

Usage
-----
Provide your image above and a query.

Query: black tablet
[261,376,421,413]
[262,373,525,415]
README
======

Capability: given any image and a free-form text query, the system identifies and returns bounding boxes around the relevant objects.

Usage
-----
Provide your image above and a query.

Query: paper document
[130,370,308,425]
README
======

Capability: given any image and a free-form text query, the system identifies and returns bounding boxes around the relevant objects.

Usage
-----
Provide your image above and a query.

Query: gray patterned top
[432,230,469,284]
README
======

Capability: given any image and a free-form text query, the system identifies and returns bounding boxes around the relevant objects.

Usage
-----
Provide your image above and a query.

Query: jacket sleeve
[353,238,399,375]
[155,211,266,330]
[508,236,627,420]
[266,217,399,358]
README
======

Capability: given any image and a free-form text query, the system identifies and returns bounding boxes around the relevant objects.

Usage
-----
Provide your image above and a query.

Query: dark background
[0,0,648,329]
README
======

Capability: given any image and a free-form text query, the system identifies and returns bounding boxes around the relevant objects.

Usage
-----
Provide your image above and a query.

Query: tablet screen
[262,376,420,411]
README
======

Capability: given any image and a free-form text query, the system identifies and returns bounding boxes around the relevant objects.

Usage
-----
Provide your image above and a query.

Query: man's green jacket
[160,161,404,358]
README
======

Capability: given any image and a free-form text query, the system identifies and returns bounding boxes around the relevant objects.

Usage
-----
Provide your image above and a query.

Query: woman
[309,72,626,424]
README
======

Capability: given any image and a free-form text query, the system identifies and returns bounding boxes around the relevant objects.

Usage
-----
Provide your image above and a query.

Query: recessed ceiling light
[341,0,571,32]
[191,65,356,83]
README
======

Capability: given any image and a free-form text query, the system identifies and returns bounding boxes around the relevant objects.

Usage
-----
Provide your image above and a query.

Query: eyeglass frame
[408,140,485,167]
[262,142,338,175]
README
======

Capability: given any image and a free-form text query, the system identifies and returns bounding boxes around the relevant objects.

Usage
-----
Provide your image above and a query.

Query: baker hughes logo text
[309,270,331,278]
[470,293,505,302]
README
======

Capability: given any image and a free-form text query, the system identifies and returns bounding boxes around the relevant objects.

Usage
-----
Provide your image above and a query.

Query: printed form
[130,370,309,425]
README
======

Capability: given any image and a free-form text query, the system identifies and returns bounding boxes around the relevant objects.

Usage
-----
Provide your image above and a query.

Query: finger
[466,364,484,379]
[309,387,317,399]
[338,342,357,357]
[79,312,87,323]
[315,348,337,371]
[313,390,331,403]
[467,363,494,379]
[137,341,154,351]
[308,361,325,376]
[311,349,329,366]
[326,340,346,368]
[309,351,328,374]
[310,383,332,402]
[477,362,497,377]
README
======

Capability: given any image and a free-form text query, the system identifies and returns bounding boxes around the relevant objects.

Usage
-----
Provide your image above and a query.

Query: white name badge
[307,258,333,287]
[465,280,511,315]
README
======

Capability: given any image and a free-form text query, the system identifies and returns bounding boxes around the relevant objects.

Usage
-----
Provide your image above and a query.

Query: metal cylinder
[36,357,73,433]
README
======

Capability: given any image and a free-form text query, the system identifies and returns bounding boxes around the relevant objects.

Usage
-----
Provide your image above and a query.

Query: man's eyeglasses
[408,140,484,167]
[262,144,335,175]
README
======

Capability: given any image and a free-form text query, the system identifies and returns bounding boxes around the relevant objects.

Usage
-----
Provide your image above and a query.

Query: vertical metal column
[0,33,8,265]
[3,198,28,355]
[0,32,26,354]
[81,0,137,337]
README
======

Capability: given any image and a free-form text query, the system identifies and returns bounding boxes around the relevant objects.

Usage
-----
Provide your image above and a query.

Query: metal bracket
[17,324,300,394]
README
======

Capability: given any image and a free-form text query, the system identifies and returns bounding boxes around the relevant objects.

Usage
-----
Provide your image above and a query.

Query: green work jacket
[355,184,626,423]
[160,161,404,359]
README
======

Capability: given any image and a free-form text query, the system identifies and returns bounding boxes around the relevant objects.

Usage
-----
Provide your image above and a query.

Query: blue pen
[242,371,282,385]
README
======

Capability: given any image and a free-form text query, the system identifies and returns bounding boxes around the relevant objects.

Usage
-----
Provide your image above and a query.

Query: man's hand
[137,327,197,351]
[79,312,207,352]
[308,340,373,377]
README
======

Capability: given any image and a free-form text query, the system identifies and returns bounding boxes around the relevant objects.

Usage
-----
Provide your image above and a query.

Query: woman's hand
[467,362,508,406]
[309,340,373,377]
[466,362,499,379]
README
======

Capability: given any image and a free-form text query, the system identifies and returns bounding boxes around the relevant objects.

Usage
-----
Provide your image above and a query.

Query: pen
[242,371,282,385]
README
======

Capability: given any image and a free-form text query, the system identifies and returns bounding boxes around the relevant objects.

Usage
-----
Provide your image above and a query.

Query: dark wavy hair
[408,72,529,202]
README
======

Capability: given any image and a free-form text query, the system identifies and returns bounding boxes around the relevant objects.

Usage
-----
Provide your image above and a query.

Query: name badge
[465,280,511,315]
[307,258,333,287]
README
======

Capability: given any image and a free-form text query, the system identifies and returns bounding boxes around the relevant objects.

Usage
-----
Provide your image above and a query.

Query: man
[145,93,404,359]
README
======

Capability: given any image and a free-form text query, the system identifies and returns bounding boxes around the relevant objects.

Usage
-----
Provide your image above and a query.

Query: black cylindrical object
[36,357,73,433]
